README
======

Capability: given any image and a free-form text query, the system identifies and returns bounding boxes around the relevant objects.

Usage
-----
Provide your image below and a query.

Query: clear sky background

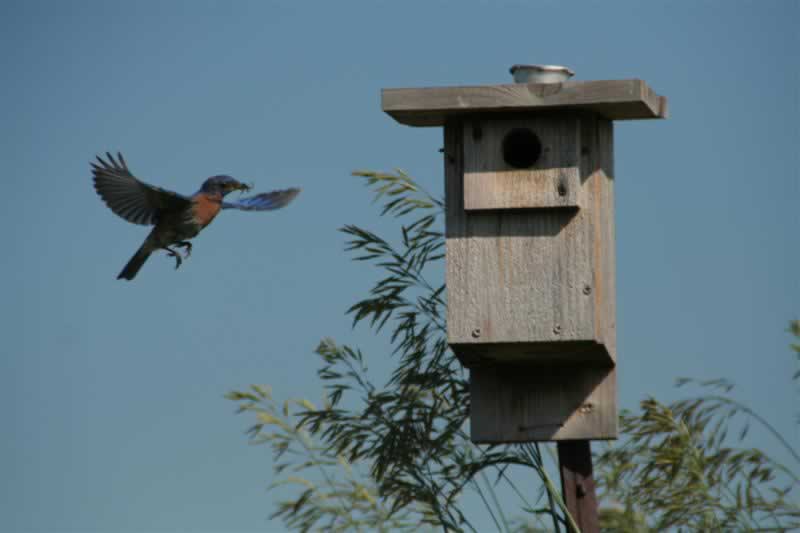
[2,1,797,531]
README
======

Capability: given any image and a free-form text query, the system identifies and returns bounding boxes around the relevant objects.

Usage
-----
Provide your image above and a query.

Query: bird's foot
[164,247,183,270]
[176,241,193,258]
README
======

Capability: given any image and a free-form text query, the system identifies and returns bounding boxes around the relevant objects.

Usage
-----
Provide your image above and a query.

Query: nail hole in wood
[557,178,568,197]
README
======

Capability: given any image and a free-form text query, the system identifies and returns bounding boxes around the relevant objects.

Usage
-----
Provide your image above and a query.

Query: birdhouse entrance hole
[502,128,542,168]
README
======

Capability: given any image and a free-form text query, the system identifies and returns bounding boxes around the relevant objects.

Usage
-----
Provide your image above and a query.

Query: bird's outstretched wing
[222,188,301,211]
[92,152,192,225]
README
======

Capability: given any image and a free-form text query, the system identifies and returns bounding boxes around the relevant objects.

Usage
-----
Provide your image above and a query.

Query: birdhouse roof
[382,79,667,127]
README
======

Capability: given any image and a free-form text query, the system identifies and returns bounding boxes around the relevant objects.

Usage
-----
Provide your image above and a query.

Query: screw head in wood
[582,284,592,295]
[553,324,562,335]
[471,328,481,339]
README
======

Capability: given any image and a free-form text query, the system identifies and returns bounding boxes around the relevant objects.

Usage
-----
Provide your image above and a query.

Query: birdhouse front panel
[462,115,581,211]
[445,114,616,367]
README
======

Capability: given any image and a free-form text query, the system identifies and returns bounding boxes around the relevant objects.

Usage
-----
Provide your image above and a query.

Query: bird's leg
[163,247,183,270]
[175,241,193,258]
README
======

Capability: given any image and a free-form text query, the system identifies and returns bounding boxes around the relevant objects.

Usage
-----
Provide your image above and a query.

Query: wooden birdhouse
[383,67,667,443]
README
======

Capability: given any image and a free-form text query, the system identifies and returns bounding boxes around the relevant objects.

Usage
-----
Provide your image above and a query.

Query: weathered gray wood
[587,116,617,359]
[446,115,616,363]
[463,116,581,210]
[470,365,617,442]
[384,79,667,126]
[445,114,618,441]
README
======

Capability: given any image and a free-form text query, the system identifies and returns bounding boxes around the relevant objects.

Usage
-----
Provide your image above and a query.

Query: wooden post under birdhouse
[382,77,667,443]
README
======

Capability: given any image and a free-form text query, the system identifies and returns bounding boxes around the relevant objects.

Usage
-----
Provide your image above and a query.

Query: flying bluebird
[92,152,300,280]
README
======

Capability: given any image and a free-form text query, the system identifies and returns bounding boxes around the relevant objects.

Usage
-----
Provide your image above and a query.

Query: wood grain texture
[384,79,667,126]
[469,365,617,442]
[445,114,618,441]
[446,115,616,362]
[587,117,617,360]
[463,116,581,210]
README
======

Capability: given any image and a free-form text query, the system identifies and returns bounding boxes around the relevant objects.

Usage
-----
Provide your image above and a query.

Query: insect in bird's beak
[238,182,253,193]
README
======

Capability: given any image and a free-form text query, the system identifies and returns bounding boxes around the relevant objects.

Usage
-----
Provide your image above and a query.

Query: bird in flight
[92,152,300,280]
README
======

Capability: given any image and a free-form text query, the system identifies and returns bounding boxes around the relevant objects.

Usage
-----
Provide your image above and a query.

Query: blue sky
[2,1,798,531]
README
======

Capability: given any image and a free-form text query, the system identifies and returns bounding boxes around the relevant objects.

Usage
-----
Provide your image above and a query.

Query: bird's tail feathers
[117,244,152,280]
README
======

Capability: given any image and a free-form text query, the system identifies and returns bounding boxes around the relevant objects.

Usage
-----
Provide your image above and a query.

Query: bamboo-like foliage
[226,385,436,532]
[596,375,800,531]
[229,170,799,532]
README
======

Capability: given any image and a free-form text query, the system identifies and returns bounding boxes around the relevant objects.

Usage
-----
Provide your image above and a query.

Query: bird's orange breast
[193,193,222,228]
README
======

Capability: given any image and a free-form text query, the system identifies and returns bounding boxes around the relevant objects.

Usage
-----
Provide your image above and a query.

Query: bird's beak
[223,181,251,193]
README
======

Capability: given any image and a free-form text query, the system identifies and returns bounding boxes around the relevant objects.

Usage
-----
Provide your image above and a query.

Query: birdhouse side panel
[579,115,616,361]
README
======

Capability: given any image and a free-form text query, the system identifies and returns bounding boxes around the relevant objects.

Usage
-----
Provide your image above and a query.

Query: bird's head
[200,175,252,197]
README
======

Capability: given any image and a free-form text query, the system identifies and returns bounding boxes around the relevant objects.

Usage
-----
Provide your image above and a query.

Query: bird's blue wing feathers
[92,152,191,225]
[222,188,301,211]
